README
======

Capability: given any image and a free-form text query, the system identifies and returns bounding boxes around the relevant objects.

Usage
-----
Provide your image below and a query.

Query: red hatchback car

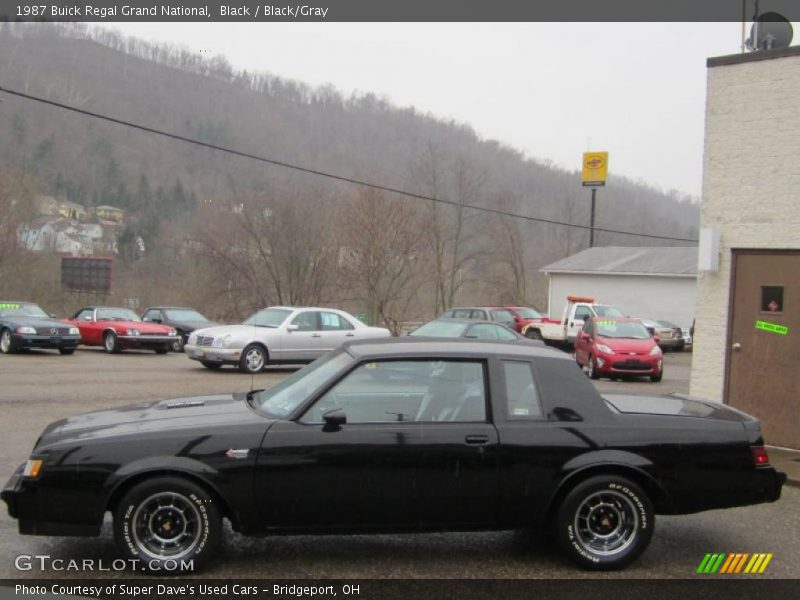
[574,317,663,382]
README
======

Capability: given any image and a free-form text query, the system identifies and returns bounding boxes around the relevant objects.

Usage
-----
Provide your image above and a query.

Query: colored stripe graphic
[700,553,773,574]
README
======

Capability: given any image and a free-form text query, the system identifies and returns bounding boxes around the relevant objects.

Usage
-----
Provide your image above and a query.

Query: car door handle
[311,333,321,338]
[345,333,355,337]
[464,434,490,445]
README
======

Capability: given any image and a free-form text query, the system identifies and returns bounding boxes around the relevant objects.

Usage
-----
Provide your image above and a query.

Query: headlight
[650,345,662,356]
[596,343,615,355]
[126,328,140,336]
[23,459,43,478]
[188,333,197,345]
[212,334,232,348]
[68,327,80,335]
[15,326,36,334]
[169,328,177,337]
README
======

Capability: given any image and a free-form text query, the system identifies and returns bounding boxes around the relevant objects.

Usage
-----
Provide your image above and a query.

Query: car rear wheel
[114,476,221,573]
[104,331,121,353]
[587,355,600,380]
[201,361,222,370]
[0,329,15,354]
[58,348,76,355]
[172,333,185,353]
[239,344,267,374]
[556,475,654,570]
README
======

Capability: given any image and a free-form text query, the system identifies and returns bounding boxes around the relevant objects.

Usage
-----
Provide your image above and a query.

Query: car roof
[144,306,195,310]
[423,318,481,325]
[591,316,642,323]
[343,337,569,360]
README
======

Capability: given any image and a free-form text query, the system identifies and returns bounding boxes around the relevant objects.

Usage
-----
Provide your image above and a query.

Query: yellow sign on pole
[582,151,609,187]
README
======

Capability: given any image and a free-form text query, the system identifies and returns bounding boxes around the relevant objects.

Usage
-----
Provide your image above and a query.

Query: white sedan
[185,306,392,373]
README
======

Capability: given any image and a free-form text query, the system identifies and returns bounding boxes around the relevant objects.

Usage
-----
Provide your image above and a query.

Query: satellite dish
[746,12,793,51]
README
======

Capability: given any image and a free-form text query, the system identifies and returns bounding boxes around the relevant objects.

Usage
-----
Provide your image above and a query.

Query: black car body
[141,306,218,352]
[2,339,785,571]
[0,301,81,355]
[409,317,531,342]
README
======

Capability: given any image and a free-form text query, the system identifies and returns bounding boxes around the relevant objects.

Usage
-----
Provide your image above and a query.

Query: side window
[495,326,518,341]
[467,323,499,340]
[574,306,592,321]
[503,361,543,419]
[300,360,487,424]
[76,309,94,321]
[292,311,319,331]
[452,309,472,319]
[581,319,592,334]
[320,312,355,331]
[441,310,454,318]
[143,309,161,322]
[470,309,488,320]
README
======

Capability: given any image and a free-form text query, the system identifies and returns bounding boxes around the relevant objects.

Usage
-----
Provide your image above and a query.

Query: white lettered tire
[555,475,654,570]
[114,477,221,573]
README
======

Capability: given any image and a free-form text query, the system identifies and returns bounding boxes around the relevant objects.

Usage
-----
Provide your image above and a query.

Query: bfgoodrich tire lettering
[556,475,654,570]
[113,477,221,573]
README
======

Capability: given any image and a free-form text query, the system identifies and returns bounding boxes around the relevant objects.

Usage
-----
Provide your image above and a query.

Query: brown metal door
[727,251,800,448]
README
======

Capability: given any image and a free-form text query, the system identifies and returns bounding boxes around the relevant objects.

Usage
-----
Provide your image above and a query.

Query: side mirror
[286,323,299,332]
[151,318,162,323]
[322,408,346,432]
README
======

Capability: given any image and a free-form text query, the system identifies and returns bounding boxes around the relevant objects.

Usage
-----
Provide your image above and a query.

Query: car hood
[596,336,655,353]
[170,319,219,331]
[36,392,265,448]
[192,324,277,338]
[2,316,76,330]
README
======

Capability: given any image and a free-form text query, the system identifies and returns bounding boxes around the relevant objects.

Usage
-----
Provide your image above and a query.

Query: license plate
[193,349,205,357]
[50,336,61,344]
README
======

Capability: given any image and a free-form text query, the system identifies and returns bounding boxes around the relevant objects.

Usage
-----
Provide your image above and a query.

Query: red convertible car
[66,306,179,354]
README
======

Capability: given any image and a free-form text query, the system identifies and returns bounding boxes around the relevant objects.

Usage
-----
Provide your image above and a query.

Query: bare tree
[0,170,38,290]
[336,188,427,334]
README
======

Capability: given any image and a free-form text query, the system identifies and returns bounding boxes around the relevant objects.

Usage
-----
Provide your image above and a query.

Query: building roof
[541,246,697,277]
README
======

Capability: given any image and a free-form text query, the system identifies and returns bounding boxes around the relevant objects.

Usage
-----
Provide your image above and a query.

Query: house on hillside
[93,205,125,223]
[691,45,800,449]
[540,246,697,329]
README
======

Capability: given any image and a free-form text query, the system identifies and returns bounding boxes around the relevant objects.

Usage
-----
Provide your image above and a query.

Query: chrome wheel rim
[587,357,594,377]
[172,336,184,352]
[105,334,115,351]
[574,490,638,556]
[131,491,202,560]
[245,348,264,372]
[0,331,10,352]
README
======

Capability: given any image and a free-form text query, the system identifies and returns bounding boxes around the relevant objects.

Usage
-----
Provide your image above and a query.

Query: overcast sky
[107,22,779,197]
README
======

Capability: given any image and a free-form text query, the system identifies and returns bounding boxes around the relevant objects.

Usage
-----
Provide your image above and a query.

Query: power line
[0,84,698,243]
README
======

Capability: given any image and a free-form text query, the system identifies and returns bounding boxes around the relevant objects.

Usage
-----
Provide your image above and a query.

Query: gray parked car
[141,306,219,352]
[185,306,392,373]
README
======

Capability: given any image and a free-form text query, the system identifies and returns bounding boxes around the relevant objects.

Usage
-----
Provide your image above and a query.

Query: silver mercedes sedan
[185,306,392,373]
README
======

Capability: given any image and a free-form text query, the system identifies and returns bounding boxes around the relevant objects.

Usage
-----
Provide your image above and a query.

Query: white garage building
[540,246,697,329]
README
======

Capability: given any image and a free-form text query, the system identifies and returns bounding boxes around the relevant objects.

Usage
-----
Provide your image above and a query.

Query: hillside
[0,22,699,323]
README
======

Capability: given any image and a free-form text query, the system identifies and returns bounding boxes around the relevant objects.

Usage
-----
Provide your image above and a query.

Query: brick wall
[690,50,800,400]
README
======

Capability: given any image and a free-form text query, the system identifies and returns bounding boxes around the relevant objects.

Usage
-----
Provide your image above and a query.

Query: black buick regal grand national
[2,338,785,571]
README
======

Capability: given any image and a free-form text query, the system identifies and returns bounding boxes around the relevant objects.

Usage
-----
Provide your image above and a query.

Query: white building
[690,46,800,449]
[540,246,697,330]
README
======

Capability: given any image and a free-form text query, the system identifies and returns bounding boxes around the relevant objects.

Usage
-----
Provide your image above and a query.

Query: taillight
[751,446,770,465]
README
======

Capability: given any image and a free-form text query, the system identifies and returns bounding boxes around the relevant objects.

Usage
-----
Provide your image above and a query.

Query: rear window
[411,321,467,337]
[603,395,742,420]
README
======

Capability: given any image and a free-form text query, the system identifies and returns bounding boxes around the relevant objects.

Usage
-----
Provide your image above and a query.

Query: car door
[568,305,593,341]
[281,310,322,361]
[72,308,100,344]
[255,358,499,530]
[316,311,356,352]
[574,319,593,365]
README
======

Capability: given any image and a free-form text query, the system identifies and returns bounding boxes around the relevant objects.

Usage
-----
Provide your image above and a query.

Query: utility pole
[589,187,597,247]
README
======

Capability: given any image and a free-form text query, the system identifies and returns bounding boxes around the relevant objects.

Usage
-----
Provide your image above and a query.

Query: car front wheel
[555,475,654,570]
[239,344,267,374]
[172,333,185,353]
[104,331,121,353]
[58,348,76,355]
[650,367,663,383]
[114,476,221,573]
[587,355,600,380]
[0,329,15,354]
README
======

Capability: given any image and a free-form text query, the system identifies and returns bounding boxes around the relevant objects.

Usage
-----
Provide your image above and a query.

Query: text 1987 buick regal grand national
[2,339,785,571]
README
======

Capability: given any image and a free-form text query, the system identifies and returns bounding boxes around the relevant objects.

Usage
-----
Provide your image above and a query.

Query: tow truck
[521,295,625,348]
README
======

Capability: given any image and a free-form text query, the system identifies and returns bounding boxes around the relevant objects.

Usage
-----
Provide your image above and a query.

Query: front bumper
[13,334,81,350]
[2,465,100,536]
[184,344,241,364]
[596,354,662,375]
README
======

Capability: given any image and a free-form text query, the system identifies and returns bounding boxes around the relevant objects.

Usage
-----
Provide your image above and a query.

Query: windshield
[410,320,468,337]
[243,308,292,327]
[515,307,541,319]
[96,308,140,321]
[594,305,625,317]
[0,303,48,318]
[164,308,210,322]
[256,351,354,417]
[657,321,677,328]
[595,320,651,339]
